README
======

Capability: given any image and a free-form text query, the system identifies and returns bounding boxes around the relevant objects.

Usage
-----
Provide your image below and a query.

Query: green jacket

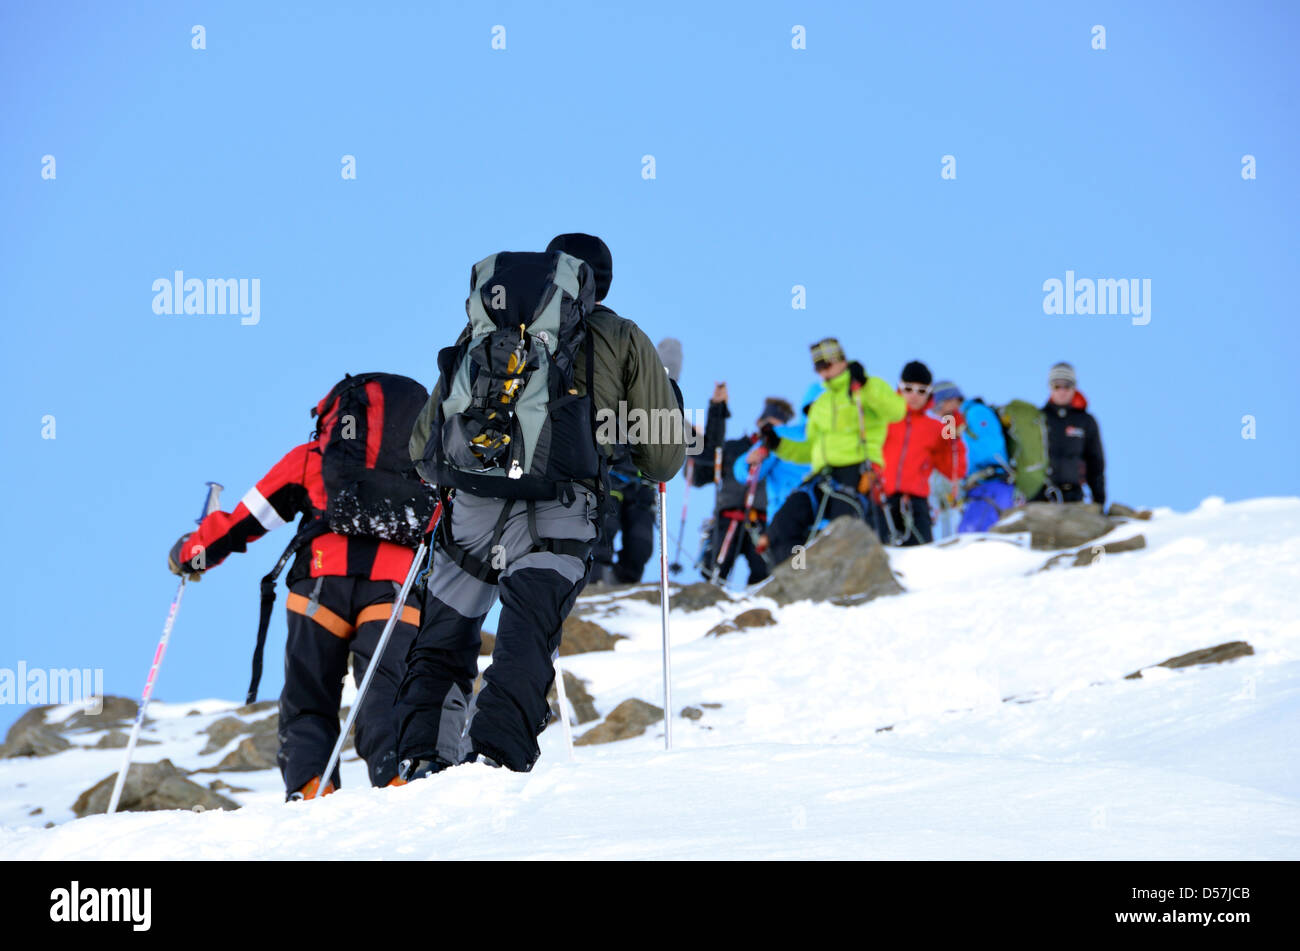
[409,303,686,486]
[776,368,905,472]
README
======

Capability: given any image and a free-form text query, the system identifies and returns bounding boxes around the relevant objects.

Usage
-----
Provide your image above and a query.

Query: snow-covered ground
[3,497,1298,859]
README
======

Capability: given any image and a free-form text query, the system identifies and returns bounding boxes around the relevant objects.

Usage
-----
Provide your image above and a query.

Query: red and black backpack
[311,372,437,547]
[245,372,436,703]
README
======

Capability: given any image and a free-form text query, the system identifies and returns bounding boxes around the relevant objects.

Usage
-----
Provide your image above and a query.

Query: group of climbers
[161,221,1111,791]
[693,344,1107,584]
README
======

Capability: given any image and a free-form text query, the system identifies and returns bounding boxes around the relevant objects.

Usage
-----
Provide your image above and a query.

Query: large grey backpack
[417,250,603,500]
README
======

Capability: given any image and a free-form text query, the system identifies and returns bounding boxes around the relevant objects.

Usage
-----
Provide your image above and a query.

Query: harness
[802,473,867,546]
[435,488,595,585]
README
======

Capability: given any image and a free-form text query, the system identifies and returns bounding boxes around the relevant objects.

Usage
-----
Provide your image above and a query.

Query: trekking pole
[108,481,223,816]
[658,481,673,750]
[552,650,575,761]
[313,503,441,797]
[668,458,693,574]
[711,459,761,584]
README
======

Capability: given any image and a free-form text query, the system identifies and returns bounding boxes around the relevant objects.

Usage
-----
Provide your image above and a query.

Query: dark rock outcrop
[758,517,903,606]
[559,617,626,656]
[707,607,777,637]
[1040,534,1147,570]
[199,716,254,755]
[210,729,280,771]
[1125,642,1254,680]
[547,670,600,725]
[74,759,239,816]
[1107,502,1153,520]
[93,730,158,750]
[575,699,664,746]
[992,502,1116,550]
[1,707,69,758]
[64,696,139,732]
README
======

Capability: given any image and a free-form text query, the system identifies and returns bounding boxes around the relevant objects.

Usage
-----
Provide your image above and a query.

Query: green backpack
[996,399,1049,500]
[413,250,604,501]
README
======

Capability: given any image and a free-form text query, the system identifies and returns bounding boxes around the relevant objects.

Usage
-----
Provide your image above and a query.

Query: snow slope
[2,497,1298,859]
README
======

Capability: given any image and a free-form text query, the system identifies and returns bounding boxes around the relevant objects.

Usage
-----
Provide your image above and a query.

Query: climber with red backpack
[167,373,437,800]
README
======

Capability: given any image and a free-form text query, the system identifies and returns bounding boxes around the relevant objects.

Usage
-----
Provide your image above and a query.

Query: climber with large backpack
[395,235,686,778]
[166,373,437,799]
[933,380,1051,532]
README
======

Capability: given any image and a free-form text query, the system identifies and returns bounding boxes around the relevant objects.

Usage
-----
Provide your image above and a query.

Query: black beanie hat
[901,360,932,385]
[546,233,612,301]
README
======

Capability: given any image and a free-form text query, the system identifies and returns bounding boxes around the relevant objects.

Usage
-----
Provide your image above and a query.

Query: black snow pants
[278,574,422,793]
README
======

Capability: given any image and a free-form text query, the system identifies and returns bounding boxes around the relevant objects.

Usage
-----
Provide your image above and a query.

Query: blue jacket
[962,399,1010,475]
[736,381,820,514]
[734,433,808,516]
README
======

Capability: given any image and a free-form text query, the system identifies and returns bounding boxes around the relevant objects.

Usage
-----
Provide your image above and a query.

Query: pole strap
[245,519,327,704]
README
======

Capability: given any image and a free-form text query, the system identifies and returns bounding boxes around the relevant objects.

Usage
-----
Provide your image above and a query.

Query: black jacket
[1042,395,1106,507]
[691,401,768,514]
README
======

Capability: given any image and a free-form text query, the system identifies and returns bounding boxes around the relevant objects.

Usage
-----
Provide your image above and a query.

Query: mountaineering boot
[397,755,455,783]
[287,776,336,802]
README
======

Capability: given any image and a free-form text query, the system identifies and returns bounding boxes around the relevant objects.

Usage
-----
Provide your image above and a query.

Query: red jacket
[881,404,968,498]
[178,441,416,584]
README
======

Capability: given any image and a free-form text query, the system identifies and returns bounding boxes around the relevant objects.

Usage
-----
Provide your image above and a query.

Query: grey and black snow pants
[392,487,598,772]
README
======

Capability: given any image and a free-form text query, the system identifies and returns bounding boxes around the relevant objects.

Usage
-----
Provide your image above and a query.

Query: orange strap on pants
[286,592,420,640]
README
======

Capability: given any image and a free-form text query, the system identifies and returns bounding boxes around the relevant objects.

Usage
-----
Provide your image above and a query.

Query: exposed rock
[1125,642,1254,680]
[707,607,777,637]
[547,670,600,725]
[200,716,253,755]
[680,706,703,720]
[1,707,70,758]
[93,729,158,750]
[587,581,732,613]
[250,712,279,734]
[758,517,904,606]
[1040,534,1148,570]
[700,702,722,709]
[28,807,42,816]
[1107,502,1153,520]
[575,699,664,746]
[74,759,238,816]
[480,631,496,656]
[559,616,626,656]
[576,583,663,611]
[209,730,280,771]
[64,695,139,732]
[209,779,252,794]
[235,699,278,716]
[992,502,1116,550]
[671,582,734,612]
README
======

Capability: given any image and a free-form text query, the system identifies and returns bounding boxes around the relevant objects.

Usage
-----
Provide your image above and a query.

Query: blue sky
[2,1,1297,729]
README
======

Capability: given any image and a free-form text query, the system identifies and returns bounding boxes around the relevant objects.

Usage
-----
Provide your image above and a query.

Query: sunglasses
[813,361,833,372]
[900,383,931,394]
